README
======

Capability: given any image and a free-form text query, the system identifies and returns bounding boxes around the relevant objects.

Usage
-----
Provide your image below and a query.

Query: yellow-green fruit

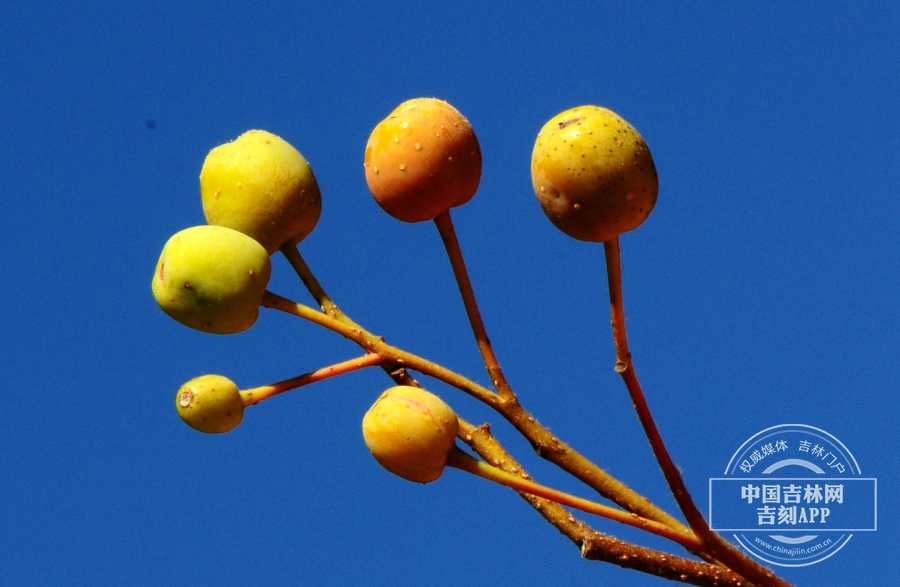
[362,385,459,483]
[200,130,322,254]
[364,98,482,223]
[531,106,658,242]
[176,375,244,434]
[151,225,271,334]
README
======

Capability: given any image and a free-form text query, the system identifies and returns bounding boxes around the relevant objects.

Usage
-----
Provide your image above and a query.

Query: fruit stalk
[603,237,792,587]
[240,353,384,406]
[428,213,690,535]
[433,210,513,399]
[280,243,345,321]
[603,237,702,526]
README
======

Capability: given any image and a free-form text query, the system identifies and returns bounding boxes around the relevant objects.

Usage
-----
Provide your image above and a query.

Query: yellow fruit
[531,106,658,242]
[176,375,244,434]
[364,98,481,223]
[362,386,459,483]
[200,130,321,254]
[152,225,271,334]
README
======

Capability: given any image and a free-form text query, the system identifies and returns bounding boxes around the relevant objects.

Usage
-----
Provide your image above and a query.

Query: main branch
[458,419,753,587]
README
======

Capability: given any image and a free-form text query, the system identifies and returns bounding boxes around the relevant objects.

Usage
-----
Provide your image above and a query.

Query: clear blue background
[1,2,897,586]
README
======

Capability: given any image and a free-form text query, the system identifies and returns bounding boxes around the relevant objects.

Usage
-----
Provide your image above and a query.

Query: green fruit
[362,386,459,483]
[532,106,658,242]
[176,375,244,434]
[200,130,322,254]
[152,225,271,334]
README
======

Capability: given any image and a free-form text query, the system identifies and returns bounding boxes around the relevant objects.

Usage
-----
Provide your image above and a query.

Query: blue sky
[1,2,897,586]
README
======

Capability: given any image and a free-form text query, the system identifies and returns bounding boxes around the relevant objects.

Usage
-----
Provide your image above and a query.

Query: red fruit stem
[240,353,384,406]
[603,237,791,587]
[433,210,514,400]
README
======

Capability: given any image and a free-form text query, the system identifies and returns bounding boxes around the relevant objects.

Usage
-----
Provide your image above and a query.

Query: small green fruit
[362,385,459,483]
[532,106,658,242]
[152,225,271,334]
[176,375,244,434]
[200,130,322,254]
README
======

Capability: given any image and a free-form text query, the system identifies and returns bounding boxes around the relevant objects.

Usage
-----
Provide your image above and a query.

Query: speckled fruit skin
[364,98,482,223]
[152,225,271,335]
[200,130,322,254]
[531,106,658,242]
[362,385,459,483]
[176,375,244,434]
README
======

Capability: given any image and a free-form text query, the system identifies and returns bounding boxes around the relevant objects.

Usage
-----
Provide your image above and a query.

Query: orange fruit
[364,98,481,222]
